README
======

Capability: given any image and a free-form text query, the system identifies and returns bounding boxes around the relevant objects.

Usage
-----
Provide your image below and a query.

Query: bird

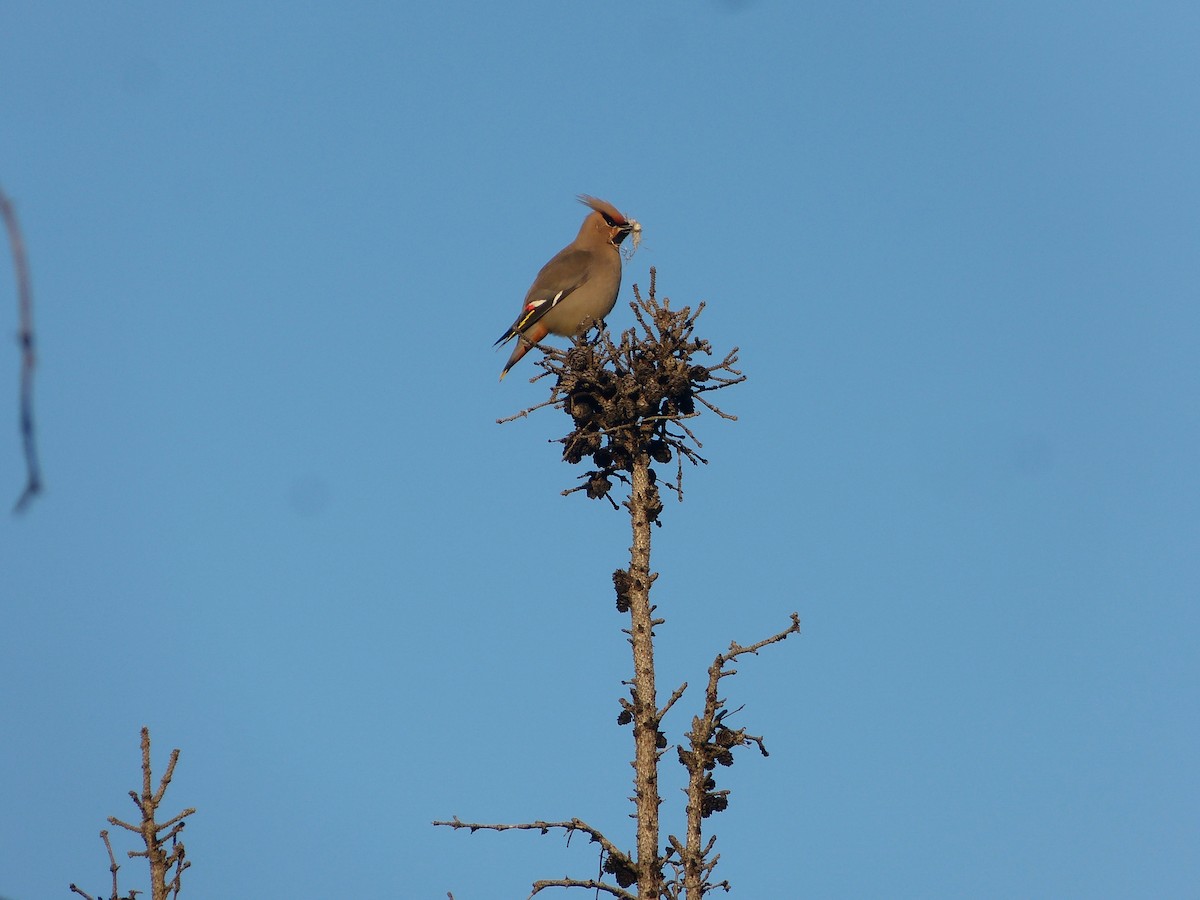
[495,195,637,380]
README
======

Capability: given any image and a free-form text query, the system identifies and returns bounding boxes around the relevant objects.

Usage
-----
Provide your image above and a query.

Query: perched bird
[495,195,637,380]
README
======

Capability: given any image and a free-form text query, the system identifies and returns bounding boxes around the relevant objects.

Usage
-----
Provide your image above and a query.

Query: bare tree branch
[73,728,196,900]
[0,187,42,513]
[434,817,639,899]
[529,877,639,900]
[433,816,626,859]
[68,829,127,900]
[672,613,801,896]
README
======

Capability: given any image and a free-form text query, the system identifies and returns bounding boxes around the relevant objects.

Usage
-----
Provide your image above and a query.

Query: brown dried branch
[671,613,801,896]
[432,816,625,858]
[497,395,559,423]
[659,681,689,720]
[68,829,130,900]
[664,834,729,900]
[74,727,196,900]
[0,187,42,513]
[434,817,638,899]
[529,877,638,900]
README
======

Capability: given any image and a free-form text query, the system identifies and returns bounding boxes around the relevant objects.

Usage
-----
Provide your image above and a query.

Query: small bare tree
[70,727,196,900]
[436,270,800,898]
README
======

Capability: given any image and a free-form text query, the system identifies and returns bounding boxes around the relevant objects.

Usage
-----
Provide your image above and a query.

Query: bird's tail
[497,323,548,380]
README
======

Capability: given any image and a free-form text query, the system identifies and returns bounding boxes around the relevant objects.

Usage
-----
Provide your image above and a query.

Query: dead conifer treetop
[437,268,800,899]
[70,727,196,900]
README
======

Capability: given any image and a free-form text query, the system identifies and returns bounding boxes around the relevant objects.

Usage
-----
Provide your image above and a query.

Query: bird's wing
[494,248,592,345]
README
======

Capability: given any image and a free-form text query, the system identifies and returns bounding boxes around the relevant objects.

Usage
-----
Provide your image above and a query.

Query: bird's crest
[578,194,629,226]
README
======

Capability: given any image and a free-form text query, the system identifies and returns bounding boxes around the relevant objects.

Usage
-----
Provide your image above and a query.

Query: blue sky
[2,2,1198,897]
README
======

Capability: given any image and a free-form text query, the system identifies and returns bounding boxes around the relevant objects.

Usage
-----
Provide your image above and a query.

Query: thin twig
[498,395,559,423]
[529,878,637,900]
[0,187,41,513]
[659,681,689,720]
[433,816,626,860]
[721,612,802,663]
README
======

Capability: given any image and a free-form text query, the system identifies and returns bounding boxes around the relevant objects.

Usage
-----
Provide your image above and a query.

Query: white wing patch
[524,290,566,313]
